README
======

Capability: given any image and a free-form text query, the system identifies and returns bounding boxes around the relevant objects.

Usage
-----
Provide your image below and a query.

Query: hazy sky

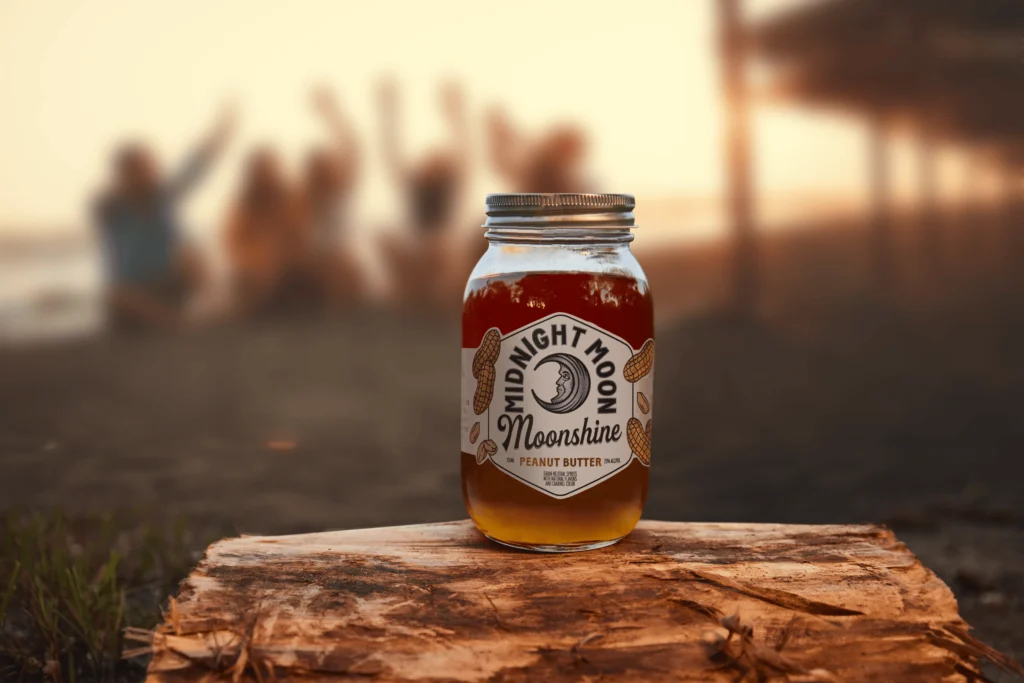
[0,0,934,237]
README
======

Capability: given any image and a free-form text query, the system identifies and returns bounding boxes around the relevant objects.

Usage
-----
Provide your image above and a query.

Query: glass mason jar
[461,193,654,552]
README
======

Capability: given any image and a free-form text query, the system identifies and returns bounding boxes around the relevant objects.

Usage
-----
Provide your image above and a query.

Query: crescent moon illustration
[531,353,591,414]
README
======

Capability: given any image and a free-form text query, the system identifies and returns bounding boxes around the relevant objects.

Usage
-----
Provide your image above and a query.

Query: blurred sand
[3,302,1022,528]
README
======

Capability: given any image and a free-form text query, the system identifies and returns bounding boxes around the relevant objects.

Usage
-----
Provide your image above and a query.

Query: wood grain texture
[146,520,1022,682]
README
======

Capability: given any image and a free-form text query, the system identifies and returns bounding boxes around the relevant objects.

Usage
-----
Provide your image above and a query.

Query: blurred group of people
[93,83,592,330]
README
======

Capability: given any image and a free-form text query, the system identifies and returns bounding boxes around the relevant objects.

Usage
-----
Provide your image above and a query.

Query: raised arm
[486,106,523,184]
[441,81,470,180]
[312,87,360,178]
[377,78,405,183]
[168,103,237,198]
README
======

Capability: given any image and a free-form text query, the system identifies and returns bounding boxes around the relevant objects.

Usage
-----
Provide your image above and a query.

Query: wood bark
[146,520,1022,682]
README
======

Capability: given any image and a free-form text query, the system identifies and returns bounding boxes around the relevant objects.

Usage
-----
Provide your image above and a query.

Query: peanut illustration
[645,419,652,439]
[477,439,497,464]
[623,339,655,383]
[627,417,651,465]
[472,328,502,379]
[637,391,650,415]
[473,363,495,415]
[469,422,480,444]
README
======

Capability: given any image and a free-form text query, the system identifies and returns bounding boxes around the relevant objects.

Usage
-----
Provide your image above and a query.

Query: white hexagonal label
[462,313,653,498]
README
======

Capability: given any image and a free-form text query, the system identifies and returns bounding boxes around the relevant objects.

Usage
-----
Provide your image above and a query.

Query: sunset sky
[0,0,970,239]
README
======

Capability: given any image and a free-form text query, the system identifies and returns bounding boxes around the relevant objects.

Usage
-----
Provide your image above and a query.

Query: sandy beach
[4,301,1023,528]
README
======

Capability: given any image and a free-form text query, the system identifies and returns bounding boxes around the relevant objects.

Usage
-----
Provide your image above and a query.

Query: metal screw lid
[486,193,634,213]
[484,193,636,231]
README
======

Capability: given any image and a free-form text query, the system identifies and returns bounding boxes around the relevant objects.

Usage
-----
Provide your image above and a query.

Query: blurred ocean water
[0,240,103,342]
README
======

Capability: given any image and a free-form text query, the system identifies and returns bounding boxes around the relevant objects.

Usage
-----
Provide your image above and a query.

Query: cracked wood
[146,520,1021,682]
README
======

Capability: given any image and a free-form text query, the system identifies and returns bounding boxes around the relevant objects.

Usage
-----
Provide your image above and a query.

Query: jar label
[462,313,653,498]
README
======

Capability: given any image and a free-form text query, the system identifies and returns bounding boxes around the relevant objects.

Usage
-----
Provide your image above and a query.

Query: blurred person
[224,147,312,317]
[486,108,591,193]
[302,87,364,306]
[93,106,234,330]
[377,78,469,306]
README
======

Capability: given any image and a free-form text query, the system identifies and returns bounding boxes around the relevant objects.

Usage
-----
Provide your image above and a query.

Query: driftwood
[145,520,1022,682]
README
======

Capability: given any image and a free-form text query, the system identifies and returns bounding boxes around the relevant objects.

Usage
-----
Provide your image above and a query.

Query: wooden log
[146,520,1022,682]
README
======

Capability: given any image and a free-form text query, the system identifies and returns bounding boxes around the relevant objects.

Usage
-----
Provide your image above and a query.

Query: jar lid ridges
[486,193,635,213]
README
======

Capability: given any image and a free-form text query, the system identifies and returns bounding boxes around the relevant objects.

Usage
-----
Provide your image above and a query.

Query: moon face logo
[531,353,591,414]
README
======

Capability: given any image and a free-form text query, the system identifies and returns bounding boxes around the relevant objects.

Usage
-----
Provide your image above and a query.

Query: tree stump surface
[146,520,1022,682]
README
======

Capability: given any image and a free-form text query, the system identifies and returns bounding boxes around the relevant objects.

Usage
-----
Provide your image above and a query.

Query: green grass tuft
[0,509,224,683]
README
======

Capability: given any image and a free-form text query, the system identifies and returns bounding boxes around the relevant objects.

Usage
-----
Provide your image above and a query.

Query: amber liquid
[462,271,653,550]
